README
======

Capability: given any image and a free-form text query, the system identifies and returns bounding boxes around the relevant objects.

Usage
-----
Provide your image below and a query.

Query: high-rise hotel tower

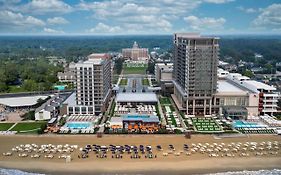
[172,33,219,116]
[75,53,112,115]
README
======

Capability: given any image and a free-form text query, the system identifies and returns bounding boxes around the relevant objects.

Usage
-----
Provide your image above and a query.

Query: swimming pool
[127,115,150,118]
[233,120,260,128]
[54,85,66,90]
[65,122,92,129]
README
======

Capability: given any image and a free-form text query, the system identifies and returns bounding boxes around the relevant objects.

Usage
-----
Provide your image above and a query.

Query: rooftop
[0,95,48,107]
[63,92,76,106]
[174,33,219,39]
[244,80,276,91]
[217,80,248,95]
[88,53,110,59]
[116,93,157,103]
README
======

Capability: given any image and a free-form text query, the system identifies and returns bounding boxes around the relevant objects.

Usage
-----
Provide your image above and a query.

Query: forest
[0,35,281,93]
[0,35,281,64]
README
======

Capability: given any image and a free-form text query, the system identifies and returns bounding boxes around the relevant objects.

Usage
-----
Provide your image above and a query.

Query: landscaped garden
[142,78,149,86]
[160,97,172,105]
[123,63,147,74]
[160,97,181,127]
[191,118,223,133]
[0,123,15,131]
[11,122,47,134]
[119,78,128,86]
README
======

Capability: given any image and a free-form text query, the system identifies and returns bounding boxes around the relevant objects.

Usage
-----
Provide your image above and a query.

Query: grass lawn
[170,114,177,126]
[8,85,27,93]
[160,97,172,105]
[142,78,149,86]
[119,78,128,86]
[0,123,15,131]
[112,75,119,84]
[123,64,147,74]
[11,122,47,133]
[192,118,222,133]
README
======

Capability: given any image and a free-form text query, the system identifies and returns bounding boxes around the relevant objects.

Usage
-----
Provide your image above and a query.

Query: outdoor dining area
[191,117,223,133]
[115,104,157,115]
[260,115,281,127]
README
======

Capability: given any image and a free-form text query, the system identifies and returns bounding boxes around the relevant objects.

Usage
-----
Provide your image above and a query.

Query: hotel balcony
[263,98,278,102]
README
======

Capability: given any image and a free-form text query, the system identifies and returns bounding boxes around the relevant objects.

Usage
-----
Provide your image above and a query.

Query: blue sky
[0,0,280,35]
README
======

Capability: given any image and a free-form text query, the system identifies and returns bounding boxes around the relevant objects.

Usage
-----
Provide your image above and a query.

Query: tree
[146,61,155,74]
[243,70,254,78]
[0,82,8,92]
[22,79,38,91]
[114,58,124,74]
[4,64,19,84]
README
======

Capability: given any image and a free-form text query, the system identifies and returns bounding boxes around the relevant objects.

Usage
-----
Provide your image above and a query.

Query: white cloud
[77,0,233,34]
[252,4,281,30]
[87,23,122,33]
[237,6,259,13]
[20,0,72,14]
[204,0,234,4]
[184,15,226,30]
[0,10,45,31]
[43,27,64,34]
[47,17,69,25]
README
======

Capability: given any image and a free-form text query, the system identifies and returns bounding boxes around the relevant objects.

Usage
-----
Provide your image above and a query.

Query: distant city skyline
[0,0,280,35]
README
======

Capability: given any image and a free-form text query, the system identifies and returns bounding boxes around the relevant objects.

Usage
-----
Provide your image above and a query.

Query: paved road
[118,75,152,93]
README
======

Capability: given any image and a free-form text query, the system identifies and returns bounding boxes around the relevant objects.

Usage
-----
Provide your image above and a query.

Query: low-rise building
[35,96,65,121]
[57,62,76,83]
[109,115,160,133]
[154,63,173,94]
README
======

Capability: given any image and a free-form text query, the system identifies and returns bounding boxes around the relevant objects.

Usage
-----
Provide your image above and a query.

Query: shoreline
[1,158,281,175]
[0,134,280,175]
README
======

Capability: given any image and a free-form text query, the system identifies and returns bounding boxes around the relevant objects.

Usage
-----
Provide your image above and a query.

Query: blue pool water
[233,120,259,128]
[54,85,66,90]
[65,122,92,129]
[127,115,150,118]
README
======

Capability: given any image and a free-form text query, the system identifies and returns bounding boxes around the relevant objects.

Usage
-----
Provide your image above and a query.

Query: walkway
[7,122,18,131]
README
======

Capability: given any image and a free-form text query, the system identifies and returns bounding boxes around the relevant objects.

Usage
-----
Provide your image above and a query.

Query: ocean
[0,168,281,175]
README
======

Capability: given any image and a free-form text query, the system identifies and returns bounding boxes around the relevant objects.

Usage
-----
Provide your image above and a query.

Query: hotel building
[122,41,149,61]
[62,53,112,115]
[172,33,219,116]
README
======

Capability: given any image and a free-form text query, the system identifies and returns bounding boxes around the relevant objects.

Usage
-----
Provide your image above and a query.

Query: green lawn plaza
[191,118,223,133]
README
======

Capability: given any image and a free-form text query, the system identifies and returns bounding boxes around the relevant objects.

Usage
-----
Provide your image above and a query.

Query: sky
[0,0,280,35]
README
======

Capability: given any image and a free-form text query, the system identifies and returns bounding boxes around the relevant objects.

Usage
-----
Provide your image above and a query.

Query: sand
[0,134,281,175]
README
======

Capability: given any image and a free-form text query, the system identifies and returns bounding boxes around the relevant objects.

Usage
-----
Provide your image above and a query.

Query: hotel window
[81,107,87,114]
[75,107,80,114]
[69,107,73,115]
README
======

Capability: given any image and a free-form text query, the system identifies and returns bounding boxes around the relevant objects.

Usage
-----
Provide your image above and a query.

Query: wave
[1,168,281,175]
[203,169,281,175]
[0,168,44,175]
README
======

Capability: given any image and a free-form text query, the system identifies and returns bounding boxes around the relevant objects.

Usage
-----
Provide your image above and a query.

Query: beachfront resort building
[62,53,112,115]
[122,41,149,61]
[225,73,278,116]
[172,33,219,116]
[212,68,279,119]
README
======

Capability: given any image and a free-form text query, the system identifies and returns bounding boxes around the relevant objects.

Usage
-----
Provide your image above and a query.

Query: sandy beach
[0,134,281,175]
